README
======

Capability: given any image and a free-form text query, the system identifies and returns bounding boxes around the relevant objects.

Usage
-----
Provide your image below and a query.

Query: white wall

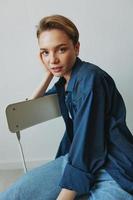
[0,0,133,169]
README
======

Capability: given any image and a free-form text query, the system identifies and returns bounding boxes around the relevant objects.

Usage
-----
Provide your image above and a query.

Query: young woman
[1,15,133,200]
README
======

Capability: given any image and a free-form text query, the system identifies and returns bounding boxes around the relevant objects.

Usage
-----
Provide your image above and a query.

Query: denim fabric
[0,155,132,200]
[77,169,133,200]
[44,58,133,194]
[0,156,64,200]
[53,57,133,194]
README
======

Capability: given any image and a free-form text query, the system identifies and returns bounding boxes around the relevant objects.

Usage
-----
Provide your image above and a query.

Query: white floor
[0,169,23,192]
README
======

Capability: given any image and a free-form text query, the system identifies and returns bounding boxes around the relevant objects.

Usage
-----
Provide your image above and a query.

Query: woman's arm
[29,52,54,100]
[30,72,53,99]
[57,188,77,200]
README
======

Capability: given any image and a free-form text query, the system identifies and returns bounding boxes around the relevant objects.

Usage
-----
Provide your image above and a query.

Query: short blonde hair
[36,15,79,45]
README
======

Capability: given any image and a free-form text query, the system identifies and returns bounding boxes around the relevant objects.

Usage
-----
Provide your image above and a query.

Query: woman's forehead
[38,29,73,49]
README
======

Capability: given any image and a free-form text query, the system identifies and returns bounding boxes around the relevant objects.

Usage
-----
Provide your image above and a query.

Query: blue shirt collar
[56,57,83,92]
[66,57,83,92]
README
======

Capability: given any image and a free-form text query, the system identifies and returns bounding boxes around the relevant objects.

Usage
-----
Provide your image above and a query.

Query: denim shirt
[45,57,133,195]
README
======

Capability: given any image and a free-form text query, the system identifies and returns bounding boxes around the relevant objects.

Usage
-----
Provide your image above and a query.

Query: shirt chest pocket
[72,94,86,115]
[65,94,82,118]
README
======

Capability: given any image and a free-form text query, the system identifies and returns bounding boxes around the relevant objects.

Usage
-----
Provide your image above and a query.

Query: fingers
[38,53,51,74]
[38,52,45,65]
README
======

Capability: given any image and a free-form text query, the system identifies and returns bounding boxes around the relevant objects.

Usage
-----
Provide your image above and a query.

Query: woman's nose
[49,53,59,64]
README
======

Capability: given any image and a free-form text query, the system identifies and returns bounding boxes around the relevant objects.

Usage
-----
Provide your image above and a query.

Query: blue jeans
[0,155,132,200]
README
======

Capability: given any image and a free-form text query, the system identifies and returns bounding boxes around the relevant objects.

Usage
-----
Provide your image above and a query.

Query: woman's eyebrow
[40,43,68,51]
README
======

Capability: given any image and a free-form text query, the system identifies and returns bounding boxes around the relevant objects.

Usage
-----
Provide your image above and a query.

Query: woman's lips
[51,66,63,73]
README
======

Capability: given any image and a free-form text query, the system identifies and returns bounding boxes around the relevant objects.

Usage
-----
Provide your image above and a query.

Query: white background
[0,0,133,169]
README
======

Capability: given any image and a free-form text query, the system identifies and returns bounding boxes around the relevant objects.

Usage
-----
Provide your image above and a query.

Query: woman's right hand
[29,53,54,99]
[39,52,53,75]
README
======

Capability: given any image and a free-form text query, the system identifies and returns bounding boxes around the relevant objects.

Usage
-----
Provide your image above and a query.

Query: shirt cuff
[59,163,95,195]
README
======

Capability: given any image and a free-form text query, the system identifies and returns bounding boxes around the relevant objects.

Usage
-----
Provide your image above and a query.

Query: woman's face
[38,29,80,81]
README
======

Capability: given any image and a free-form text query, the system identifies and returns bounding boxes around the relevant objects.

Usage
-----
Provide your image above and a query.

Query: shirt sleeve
[44,85,57,96]
[60,74,108,195]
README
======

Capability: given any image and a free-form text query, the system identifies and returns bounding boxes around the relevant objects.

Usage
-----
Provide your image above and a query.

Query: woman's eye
[42,51,49,56]
[59,48,67,53]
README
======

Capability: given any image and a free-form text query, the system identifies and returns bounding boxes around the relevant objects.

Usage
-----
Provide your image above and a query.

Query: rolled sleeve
[60,162,94,195]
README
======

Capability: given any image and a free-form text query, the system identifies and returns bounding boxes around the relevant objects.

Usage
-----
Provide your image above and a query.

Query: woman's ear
[75,42,80,56]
